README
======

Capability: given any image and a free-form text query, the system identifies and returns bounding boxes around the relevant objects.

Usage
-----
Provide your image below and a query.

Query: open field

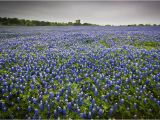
[0,26,160,119]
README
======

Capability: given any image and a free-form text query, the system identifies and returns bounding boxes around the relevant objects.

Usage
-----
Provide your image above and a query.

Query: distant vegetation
[0,17,97,26]
[0,17,160,26]
[108,24,160,26]
[126,24,160,26]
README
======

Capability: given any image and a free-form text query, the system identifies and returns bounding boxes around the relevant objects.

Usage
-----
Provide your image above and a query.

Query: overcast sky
[0,1,160,25]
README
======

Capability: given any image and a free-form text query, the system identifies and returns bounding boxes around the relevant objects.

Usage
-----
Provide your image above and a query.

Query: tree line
[105,24,160,26]
[0,17,97,26]
[0,17,159,26]
[127,24,160,26]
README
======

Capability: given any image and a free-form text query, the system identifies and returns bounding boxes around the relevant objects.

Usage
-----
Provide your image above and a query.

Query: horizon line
[1,17,160,26]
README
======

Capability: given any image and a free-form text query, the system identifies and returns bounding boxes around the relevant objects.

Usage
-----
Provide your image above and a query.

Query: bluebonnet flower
[88,112,92,118]
[49,92,54,98]
[17,106,20,111]
[92,99,95,105]
[128,95,131,100]
[113,103,118,110]
[3,81,8,86]
[39,103,43,111]
[91,108,96,114]
[2,107,7,112]
[17,97,20,102]
[145,79,150,85]
[28,105,31,112]
[120,98,124,104]
[2,89,5,94]
[114,91,118,96]
[114,85,120,91]
[98,109,103,116]
[94,89,98,96]
[33,98,37,104]
[1,102,5,109]
[83,112,87,118]
[30,84,34,90]
[54,110,57,117]
[109,108,113,116]
[133,103,137,109]
[58,106,62,113]
[89,104,92,111]
[80,113,84,118]
[62,107,66,115]
[34,109,38,115]
[67,102,72,110]
[144,98,147,104]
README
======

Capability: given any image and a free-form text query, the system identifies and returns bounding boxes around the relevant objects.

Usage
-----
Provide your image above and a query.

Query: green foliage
[99,40,110,48]
[133,41,160,50]
[84,39,93,44]
[35,45,45,51]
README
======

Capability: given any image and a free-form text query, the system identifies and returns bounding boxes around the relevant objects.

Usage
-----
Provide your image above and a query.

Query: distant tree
[127,24,137,26]
[0,17,9,25]
[25,20,34,26]
[75,20,81,24]
[19,19,26,26]
[145,24,151,26]
[138,24,144,26]
[105,24,111,26]
[74,20,81,26]
[83,23,92,26]
[0,17,98,26]
[68,22,73,25]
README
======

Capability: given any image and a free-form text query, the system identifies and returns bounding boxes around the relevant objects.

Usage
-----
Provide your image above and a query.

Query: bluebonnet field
[0,26,160,119]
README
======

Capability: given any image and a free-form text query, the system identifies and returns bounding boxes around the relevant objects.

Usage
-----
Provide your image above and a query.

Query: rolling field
[0,26,160,119]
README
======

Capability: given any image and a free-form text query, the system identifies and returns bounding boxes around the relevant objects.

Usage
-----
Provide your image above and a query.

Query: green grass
[132,41,160,50]
[11,45,19,50]
[64,44,70,49]
[35,45,45,51]
[113,38,119,42]
[0,52,2,57]
[99,40,110,48]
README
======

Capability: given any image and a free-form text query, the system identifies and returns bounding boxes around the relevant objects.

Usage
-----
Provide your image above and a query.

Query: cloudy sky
[0,1,160,25]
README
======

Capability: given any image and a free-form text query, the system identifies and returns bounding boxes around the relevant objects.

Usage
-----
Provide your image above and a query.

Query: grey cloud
[0,1,160,25]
